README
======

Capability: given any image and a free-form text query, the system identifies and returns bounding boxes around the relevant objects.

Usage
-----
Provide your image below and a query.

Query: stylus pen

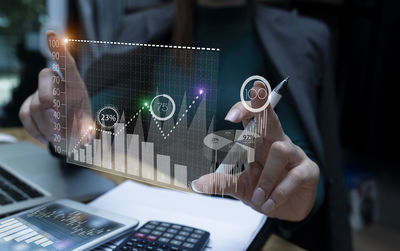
[214,77,289,174]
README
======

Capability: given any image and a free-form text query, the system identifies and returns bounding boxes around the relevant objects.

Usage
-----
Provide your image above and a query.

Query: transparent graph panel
[65,40,219,192]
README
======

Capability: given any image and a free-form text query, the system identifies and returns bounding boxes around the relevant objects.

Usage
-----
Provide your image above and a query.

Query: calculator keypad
[116,221,209,251]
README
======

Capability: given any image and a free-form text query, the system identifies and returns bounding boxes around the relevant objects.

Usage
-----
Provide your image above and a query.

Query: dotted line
[153,95,200,139]
[66,39,220,51]
[113,106,147,137]
[72,127,91,153]
[71,94,202,152]
[71,106,147,152]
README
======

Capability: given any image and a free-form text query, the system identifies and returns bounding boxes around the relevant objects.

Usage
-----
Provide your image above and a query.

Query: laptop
[0,142,115,216]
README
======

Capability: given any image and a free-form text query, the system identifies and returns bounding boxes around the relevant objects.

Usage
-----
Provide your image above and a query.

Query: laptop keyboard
[0,165,44,206]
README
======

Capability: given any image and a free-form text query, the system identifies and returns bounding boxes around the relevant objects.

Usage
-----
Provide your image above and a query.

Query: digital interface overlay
[49,38,270,193]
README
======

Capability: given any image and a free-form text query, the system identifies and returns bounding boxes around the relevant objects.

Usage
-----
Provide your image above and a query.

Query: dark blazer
[76,2,352,250]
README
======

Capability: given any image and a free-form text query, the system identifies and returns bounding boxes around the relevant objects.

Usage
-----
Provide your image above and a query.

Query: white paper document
[89,180,267,250]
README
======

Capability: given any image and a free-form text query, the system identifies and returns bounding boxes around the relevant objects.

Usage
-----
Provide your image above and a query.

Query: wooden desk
[0,127,305,251]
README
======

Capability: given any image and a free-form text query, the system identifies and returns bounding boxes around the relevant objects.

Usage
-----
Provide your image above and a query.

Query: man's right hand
[19,31,92,146]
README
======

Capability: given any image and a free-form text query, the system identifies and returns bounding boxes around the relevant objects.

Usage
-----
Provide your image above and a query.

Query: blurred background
[0,0,399,250]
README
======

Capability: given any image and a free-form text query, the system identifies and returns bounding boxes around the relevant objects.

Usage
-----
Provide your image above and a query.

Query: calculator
[114,221,210,251]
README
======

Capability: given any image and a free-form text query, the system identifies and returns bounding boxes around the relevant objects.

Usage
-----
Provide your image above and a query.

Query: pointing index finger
[46,31,78,78]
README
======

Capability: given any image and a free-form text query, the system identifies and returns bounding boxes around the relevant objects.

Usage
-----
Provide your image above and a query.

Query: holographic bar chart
[62,39,219,191]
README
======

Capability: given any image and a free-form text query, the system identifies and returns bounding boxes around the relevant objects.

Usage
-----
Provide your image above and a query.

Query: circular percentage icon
[149,94,176,121]
[240,75,272,113]
[96,105,119,128]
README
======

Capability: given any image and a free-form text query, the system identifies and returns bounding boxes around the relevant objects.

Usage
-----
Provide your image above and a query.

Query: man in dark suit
[19,0,351,250]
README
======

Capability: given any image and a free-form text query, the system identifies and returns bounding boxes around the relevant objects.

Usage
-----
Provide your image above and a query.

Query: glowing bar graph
[93,139,101,166]
[141,142,154,180]
[156,154,171,184]
[247,147,255,163]
[174,164,187,188]
[85,144,93,165]
[73,149,78,161]
[127,134,140,176]
[102,131,112,169]
[79,149,85,163]
[70,125,192,190]
[114,123,126,172]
